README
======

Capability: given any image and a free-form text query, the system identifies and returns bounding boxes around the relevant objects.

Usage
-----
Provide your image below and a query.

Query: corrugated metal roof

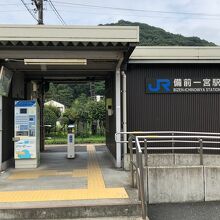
[130,46,220,63]
[0,25,139,47]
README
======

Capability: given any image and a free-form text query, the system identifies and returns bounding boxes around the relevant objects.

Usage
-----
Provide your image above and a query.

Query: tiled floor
[0,145,129,203]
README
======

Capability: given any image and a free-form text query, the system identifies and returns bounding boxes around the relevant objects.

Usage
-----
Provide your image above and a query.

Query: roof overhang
[0,25,139,47]
[0,25,139,81]
[130,46,220,64]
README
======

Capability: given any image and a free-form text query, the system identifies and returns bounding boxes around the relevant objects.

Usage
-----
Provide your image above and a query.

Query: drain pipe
[115,57,123,168]
[121,71,127,157]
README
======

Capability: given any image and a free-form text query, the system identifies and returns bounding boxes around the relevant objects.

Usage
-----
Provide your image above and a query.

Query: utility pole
[33,0,43,25]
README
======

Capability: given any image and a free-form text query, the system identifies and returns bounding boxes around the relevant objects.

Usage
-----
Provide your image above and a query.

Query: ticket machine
[14,100,40,168]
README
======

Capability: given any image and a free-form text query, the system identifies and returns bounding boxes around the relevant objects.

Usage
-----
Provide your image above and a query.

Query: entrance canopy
[0,25,139,82]
[0,25,139,169]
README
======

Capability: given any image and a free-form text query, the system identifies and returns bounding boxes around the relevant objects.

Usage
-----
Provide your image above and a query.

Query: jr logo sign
[146,77,220,94]
[147,79,171,93]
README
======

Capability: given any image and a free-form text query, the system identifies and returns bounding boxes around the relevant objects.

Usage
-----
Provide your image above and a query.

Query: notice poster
[15,138,36,159]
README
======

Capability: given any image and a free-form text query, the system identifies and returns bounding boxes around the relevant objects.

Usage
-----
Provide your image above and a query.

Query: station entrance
[0,25,139,171]
[0,25,141,214]
[1,78,130,203]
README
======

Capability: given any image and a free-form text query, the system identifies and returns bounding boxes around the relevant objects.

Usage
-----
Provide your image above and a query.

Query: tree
[58,94,89,136]
[63,108,78,123]
[44,106,58,134]
[45,83,74,107]
[59,94,106,136]
[94,81,105,95]
[87,100,105,121]
[87,99,105,135]
[45,81,105,108]
[46,105,61,118]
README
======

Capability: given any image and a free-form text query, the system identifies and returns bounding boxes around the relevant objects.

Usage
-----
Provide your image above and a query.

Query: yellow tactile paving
[0,144,128,202]
[87,145,106,189]
[0,188,128,203]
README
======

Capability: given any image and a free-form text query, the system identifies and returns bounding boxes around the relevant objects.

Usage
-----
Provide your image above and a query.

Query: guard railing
[118,131,220,220]
[128,135,147,220]
[115,131,220,144]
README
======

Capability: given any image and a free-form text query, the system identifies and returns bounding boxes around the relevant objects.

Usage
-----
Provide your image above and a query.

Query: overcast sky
[1,0,220,45]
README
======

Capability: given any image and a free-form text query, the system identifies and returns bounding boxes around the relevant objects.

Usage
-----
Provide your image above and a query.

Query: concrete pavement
[0,145,142,219]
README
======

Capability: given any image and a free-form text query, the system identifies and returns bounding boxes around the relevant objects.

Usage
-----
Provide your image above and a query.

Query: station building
[0,25,220,170]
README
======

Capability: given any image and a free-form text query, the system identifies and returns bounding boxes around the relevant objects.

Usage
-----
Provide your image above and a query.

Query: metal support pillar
[129,136,135,187]
[39,82,45,152]
[144,138,148,166]
[122,71,127,156]
[115,67,121,168]
[172,132,175,165]
[199,139,203,165]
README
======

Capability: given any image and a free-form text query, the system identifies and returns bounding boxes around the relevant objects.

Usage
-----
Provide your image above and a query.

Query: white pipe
[121,71,127,156]
[115,57,123,168]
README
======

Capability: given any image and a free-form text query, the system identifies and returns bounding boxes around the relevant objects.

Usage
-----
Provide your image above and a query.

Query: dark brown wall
[1,71,24,163]
[105,73,116,158]
[2,90,14,162]
[127,63,220,132]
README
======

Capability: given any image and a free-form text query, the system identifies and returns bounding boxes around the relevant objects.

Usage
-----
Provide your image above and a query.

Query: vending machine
[14,100,40,168]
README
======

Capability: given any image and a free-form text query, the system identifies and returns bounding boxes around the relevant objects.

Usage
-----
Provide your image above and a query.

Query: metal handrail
[136,135,220,139]
[115,131,220,143]
[136,135,220,167]
[123,131,220,220]
[128,132,220,220]
[129,135,147,220]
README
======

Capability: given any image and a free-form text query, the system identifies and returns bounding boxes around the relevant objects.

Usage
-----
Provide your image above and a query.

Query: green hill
[103,20,216,46]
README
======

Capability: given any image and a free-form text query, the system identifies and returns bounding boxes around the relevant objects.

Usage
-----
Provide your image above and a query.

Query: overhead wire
[1,0,219,23]
[20,0,38,21]
[55,7,220,21]
[53,1,220,18]
[47,0,66,24]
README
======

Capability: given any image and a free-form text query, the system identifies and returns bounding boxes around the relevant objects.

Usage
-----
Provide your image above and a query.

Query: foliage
[72,94,90,123]
[88,99,105,121]
[44,105,63,134]
[45,133,105,145]
[59,115,69,128]
[44,106,58,128]
[45,104,61,118]
[94,81,105,94]
[62,108,78,123]
[45,84,75,107]
[45,82,105,108]
[58,94,106,136]
[103,20,216,46]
